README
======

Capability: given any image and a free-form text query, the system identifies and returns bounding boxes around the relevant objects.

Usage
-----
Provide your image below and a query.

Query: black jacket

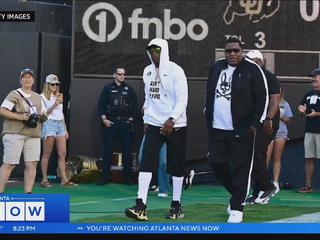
[98,81,138,119]
[205,57,268,135]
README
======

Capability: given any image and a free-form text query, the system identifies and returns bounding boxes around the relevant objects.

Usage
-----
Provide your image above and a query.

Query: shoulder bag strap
[16,90,37,114]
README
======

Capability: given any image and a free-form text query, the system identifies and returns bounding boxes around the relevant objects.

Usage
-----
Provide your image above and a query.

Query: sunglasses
[225,48,241,53]
[148,47,161,54]
[116,73,126,76]
[49,83,60,86]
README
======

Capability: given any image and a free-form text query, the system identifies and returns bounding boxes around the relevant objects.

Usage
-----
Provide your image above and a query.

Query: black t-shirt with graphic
[300,90,320,133]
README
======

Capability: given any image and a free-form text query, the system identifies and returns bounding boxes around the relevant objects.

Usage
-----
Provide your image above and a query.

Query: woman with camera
[0,68,47,194]
[40,74,78,187]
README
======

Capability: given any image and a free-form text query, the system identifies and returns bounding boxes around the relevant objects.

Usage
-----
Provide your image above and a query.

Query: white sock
[137,172,152,204]
[172,176,184,202]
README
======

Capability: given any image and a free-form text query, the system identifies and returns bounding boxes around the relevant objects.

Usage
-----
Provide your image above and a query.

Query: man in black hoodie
[205,38,268,223]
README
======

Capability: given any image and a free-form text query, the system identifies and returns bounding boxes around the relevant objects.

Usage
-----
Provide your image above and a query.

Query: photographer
[40,74,78,187]
[0,68,47,194]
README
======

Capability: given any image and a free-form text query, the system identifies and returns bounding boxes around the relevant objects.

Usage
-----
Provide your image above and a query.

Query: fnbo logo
[82,2,123,42]
[82,2,209,42]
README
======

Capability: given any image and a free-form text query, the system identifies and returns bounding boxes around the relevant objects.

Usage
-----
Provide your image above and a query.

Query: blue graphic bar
[0,194,69,223]
[0,223,320,234]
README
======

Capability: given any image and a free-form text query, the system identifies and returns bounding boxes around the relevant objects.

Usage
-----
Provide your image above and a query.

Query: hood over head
[146,38,170,70]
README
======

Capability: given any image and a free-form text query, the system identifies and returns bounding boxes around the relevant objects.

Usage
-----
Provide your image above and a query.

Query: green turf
[5,181,320,223]
[76,203,320,223]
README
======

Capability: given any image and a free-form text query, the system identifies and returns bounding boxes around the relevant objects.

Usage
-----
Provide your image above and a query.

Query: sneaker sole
[245,201,256,205]
[125,209,148,221]
[259,200,269,205]
[255,197,272,204]
[166,213,185,219]
[255,189,277,204]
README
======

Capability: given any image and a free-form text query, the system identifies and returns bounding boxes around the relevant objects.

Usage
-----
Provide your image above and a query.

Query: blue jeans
[138,135,170,194]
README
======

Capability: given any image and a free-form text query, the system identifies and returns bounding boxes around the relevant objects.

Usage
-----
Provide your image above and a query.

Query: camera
[23,113,38,128]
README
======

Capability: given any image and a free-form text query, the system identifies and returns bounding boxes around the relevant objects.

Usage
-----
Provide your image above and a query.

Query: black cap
[20,68,34,78]
[308,68,320,77]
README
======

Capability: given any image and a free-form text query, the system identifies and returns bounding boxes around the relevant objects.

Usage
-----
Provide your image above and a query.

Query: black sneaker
[125,198,148,221]
[149,185,159,192]
[184,170,195,190]
[166,201,184,219]
[255,185,277,204]
[245,195,257,205]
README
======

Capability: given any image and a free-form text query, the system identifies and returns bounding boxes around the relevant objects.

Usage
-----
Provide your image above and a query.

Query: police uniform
[98,81,138,184]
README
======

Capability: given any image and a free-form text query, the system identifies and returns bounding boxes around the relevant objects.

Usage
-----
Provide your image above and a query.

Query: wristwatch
[168,117,176,123]
[265,117,272,121]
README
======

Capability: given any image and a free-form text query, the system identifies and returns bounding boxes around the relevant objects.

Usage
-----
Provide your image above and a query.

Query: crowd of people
[0,37,319,223]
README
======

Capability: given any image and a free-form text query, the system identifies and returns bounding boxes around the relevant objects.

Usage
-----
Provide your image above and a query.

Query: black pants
[140,125,187,177]
[208,128,255,211]
[101,120,132,182]
[251,128,277,196]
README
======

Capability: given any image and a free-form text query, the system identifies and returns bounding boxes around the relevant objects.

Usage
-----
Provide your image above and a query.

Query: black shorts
[140,125,187,177]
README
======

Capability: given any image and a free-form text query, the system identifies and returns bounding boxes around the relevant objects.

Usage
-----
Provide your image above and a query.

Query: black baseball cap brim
[20,68,34,78]
[146,44,161,51]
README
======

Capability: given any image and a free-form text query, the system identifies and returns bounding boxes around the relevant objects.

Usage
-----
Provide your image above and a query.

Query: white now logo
[82,2,123,42]
[0,201,45,221]
[82,3,208,42]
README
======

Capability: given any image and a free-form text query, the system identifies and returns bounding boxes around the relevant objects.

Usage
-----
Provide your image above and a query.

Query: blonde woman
[40,74,77,187]
[266,86,293,192]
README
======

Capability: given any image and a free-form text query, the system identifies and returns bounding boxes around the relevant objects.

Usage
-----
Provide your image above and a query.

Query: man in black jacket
[205,38,268,223]
[245,50,280,205]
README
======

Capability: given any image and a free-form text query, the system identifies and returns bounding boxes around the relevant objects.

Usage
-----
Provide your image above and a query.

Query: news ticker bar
[0,11,35,22]
[1,223,320,234]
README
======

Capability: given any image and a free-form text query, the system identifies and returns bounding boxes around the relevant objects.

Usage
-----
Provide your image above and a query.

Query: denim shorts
[41,119,66,139]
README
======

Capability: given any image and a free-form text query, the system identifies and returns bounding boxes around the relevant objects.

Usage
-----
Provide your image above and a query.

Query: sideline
[267,212,320,223]
[70,201,100,206]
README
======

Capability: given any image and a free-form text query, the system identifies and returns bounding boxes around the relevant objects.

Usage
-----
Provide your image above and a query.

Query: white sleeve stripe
[245,58,269,123]
[1,99,15,111]
[257,66,269,123]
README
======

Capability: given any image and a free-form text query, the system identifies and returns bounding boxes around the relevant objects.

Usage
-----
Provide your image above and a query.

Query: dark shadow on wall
[276,138,320,189]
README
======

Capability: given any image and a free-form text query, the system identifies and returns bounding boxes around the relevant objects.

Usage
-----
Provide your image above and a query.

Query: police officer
[97,68,138,185]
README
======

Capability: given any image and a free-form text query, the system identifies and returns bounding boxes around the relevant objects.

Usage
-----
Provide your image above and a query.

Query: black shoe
[149,185,159,192]
[166,201,184,219]
[125,198,148,221]
[255,185,277,204]
[96,179,109,186]
[184,170,195,190]
[245,195,257,205]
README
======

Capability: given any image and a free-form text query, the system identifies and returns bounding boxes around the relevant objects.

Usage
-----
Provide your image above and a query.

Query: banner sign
[73,0,320,77]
